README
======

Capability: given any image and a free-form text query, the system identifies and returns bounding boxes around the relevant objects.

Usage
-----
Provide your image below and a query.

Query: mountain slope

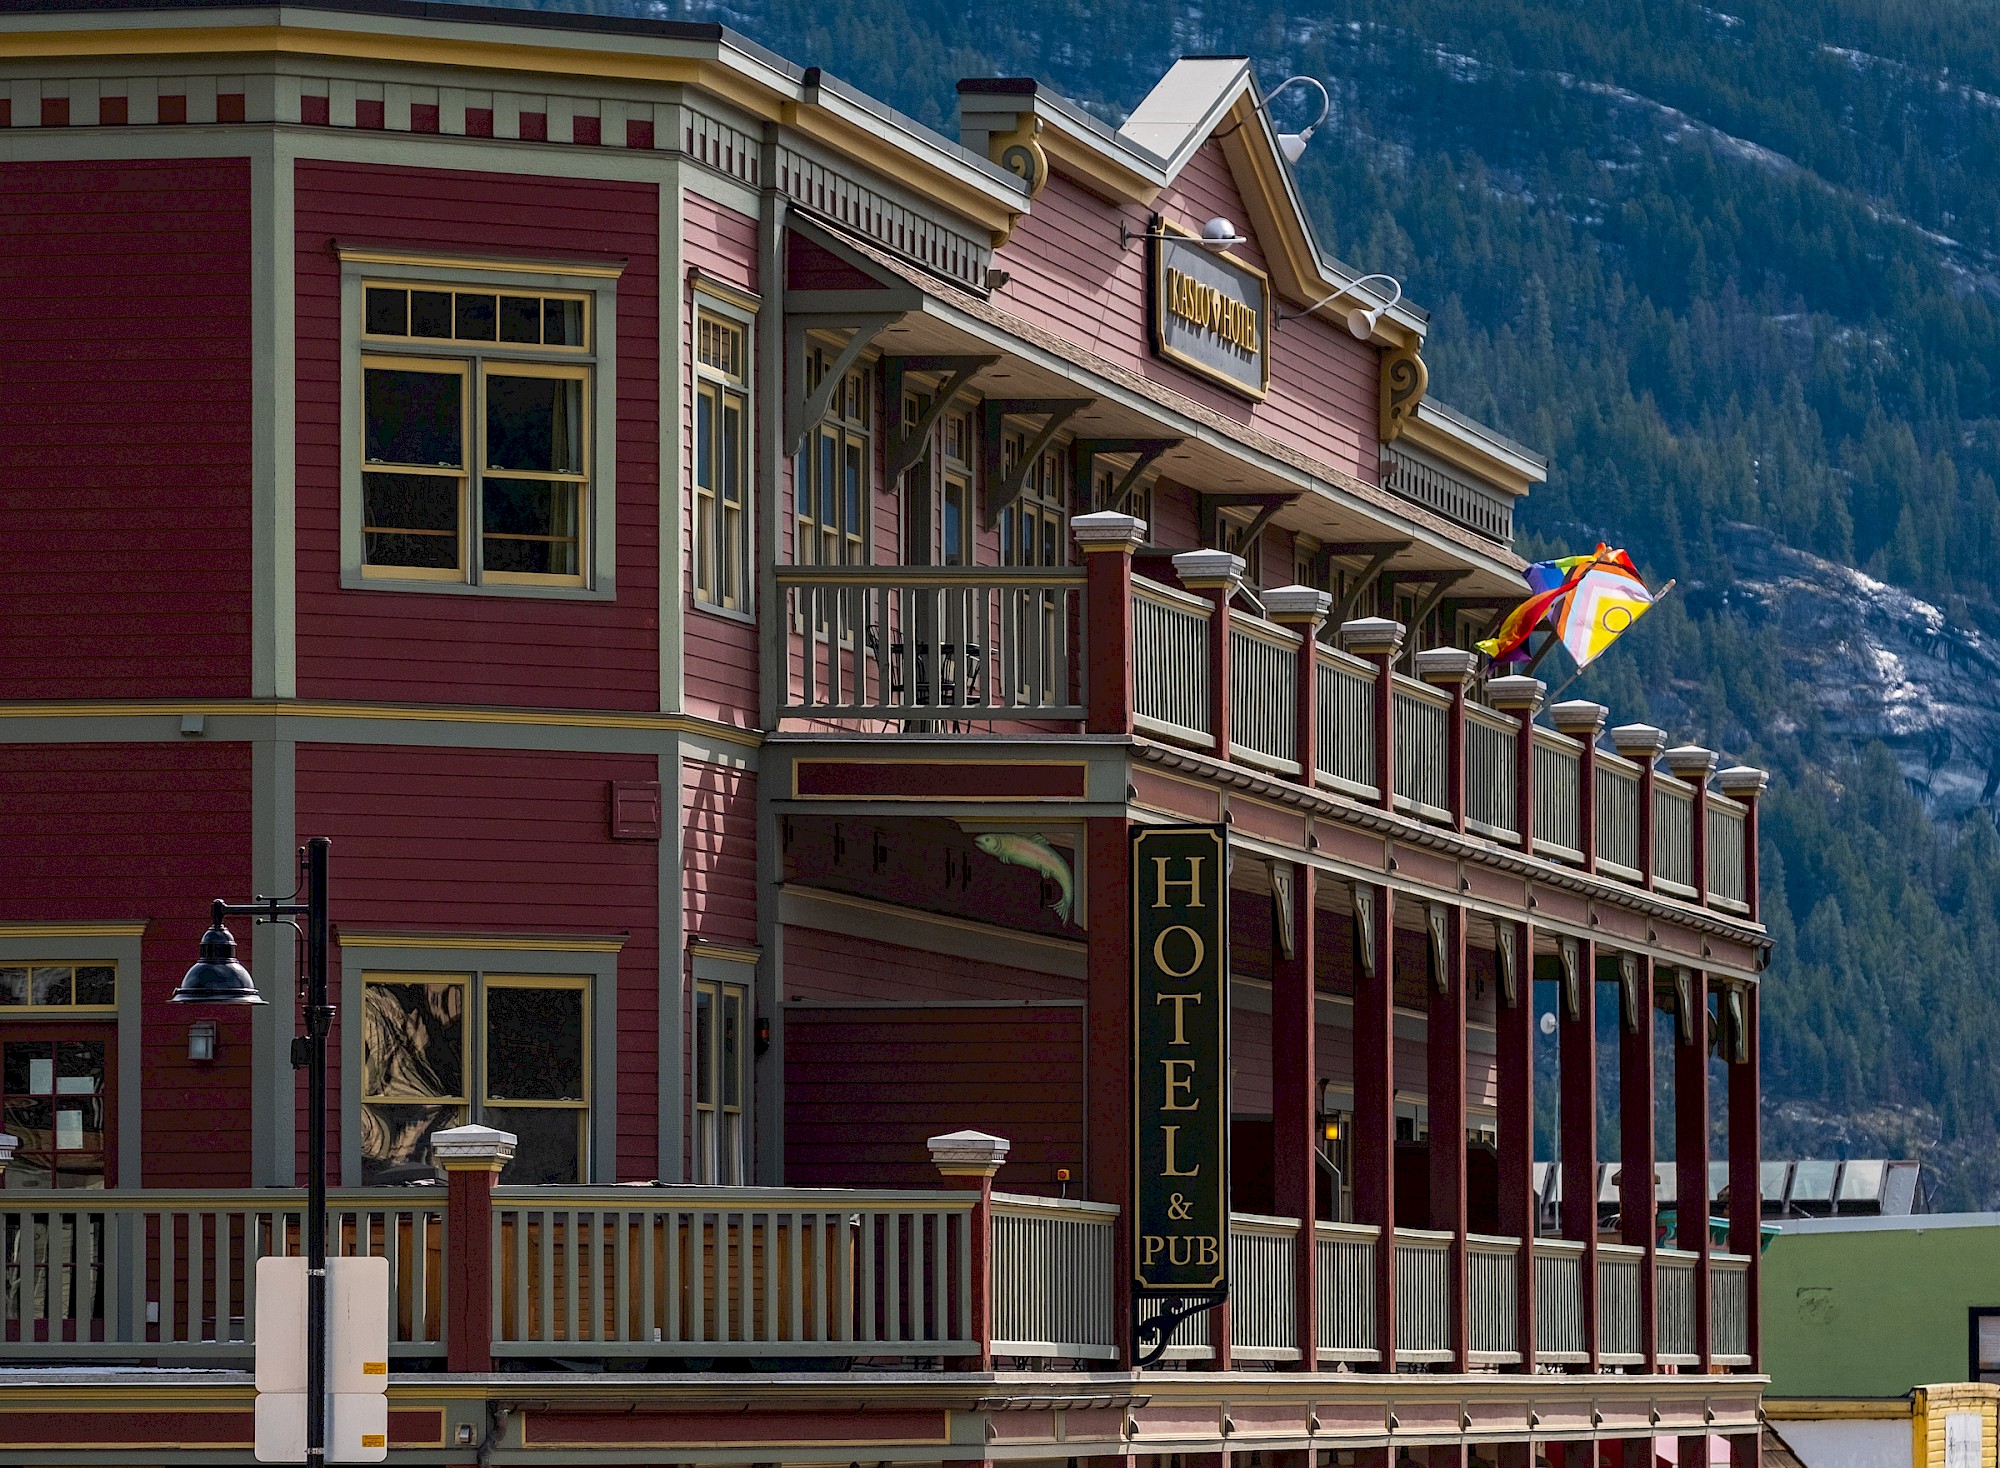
[519,0,2000,1204]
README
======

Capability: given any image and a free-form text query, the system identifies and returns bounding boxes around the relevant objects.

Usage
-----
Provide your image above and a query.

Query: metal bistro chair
[865,625,985,733]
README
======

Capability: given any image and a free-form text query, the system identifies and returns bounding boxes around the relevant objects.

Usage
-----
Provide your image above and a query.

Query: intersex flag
[1548,547,1666,669]
[1475,553,1593,661]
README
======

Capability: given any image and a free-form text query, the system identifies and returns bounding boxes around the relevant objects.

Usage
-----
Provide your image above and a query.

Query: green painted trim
[250,131,298,699]
[337,941,621,1185]
[251,736,299,1186]
[0,930,144,1189]
[659,157,688,714]
[0,709,760,765]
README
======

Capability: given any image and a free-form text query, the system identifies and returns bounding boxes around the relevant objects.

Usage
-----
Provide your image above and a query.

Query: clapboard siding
[0,741,255,1187]
[781,923,1080,1003]
[0,159,253,699]
[784,1005,1085,1190]
[683,190,761,725]
[294,161,660,709]
[682,757,757,948]
[992,142,1378,482]
[297,742,661,1180]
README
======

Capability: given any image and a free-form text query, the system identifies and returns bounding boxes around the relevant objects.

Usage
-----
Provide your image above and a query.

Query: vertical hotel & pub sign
[1147,219,1270,399]
[1132,824,1230,1298]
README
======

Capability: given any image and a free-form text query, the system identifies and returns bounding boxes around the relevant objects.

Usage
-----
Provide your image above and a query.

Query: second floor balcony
[773,515,1765,924]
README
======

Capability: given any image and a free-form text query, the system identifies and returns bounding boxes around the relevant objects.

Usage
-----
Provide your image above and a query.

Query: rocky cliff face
[1714,533,2000,821]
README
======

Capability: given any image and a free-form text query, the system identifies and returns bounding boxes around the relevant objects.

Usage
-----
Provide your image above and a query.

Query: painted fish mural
[974,832,1075,925]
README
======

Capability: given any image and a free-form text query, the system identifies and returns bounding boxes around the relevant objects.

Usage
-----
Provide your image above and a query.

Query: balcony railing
[778,565,1086,723]
[775,558,1762,918]
[0,1190,1756,1373]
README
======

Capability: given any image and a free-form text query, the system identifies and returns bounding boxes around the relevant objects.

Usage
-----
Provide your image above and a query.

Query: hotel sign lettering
[1131,823,1230,1294]
[1149,229,1271,399]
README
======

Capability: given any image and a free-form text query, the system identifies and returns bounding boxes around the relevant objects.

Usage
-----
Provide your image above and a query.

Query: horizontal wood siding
[992,143,1378,482]
[781,924,1080,1003]
[682,191,760,726]
[0,741,254,1187]
[297,743,660,1180]
[294,162,659,709]
[0,159,253,698]
[681,757,757,949]
[784,1005,1084,1190]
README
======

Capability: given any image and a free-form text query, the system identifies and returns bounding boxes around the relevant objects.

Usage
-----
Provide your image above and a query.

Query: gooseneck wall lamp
[1278,271,1405,340]
[1260,75,1332,164]
[177,837,332,1465]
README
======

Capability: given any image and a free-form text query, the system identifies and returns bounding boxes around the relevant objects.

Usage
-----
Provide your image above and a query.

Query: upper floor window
[999,433,1069,567]
[796,343,870,565]
[941,408,975,567]
[694,308,753,612]
[339,250,621,599]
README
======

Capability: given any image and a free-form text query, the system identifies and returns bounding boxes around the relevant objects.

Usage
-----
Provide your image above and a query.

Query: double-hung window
[691,973,749,1184]
[359,971,590,1185]
[795,343,870,566]
[694,308,752,612]
[342,250,619,597]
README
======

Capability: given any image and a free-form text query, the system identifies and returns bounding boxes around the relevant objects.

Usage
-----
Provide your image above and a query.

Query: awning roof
[785,213,1528,597]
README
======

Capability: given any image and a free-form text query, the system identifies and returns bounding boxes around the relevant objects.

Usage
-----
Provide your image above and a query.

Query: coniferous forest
[522,0,2000,1204]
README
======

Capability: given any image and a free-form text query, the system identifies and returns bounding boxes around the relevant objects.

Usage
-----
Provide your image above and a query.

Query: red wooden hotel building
[0,3,1772,1464]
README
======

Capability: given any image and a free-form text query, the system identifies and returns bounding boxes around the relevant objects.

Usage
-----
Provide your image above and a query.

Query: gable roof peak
[1115,56,1255,170]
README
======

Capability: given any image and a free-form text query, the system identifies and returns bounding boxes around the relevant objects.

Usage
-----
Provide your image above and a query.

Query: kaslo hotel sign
[1131,824,1229,1358]
[1149,224,1271,398]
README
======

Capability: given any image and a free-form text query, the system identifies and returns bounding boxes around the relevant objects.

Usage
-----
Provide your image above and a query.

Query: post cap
[429,1123,517,1172]
[1549,700,1609,737]
[1071,511,1148,553]
[1413,648,1480,687]
[1484,674,1546,713]
[1664,744,1720,780]
[1609,724,1668,760]
[1715,765,1770,798]
[1171,549,1246,591]
[1339,617,1406,658]
[927,1128,1011,1177]
[1263,585,1332,623]
[0,1132,16,1168]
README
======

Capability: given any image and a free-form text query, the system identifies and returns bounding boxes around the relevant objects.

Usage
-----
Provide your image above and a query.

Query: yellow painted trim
[687,941,763,964]
[341,244,625,279]
[339,931,626,953]
[0,922,148,939]
[1398,413,1540,497]
[1762,1399,1912,1421]
[0,699,764,748]
[689,270,764,315]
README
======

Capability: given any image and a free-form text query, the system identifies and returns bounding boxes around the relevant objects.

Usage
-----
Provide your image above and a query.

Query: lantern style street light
[177,836,331,1465]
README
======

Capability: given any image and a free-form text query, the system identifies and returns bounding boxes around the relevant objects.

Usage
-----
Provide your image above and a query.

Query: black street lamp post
[177,836,332,1466]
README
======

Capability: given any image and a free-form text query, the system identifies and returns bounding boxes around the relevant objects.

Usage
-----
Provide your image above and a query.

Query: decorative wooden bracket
[1202,492,1297,551]
[1075,438,1181,515]
[1380,340,1429,442]
[1495,919,1519,1008]
[883,355,997,479]
[1325,541,1411,625]
[1426,902,1450,993]
[1353,885,1377,977]
[784,313,898,458]
[1559,935,1582,1020]
[1402,569,1470,644]
[983,398,1090,526]
[1618,952,1642,1033]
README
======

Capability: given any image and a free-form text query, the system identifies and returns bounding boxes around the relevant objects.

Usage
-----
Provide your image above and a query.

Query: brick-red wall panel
[0,741,254,1187]
[297,743,660,1180]
[0,159,253,698]
[784,1006,1084,1191]
[294,162,659,709]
